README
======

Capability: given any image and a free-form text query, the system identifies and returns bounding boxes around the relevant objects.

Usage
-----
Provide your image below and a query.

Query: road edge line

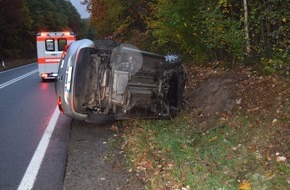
[17,107,60,190]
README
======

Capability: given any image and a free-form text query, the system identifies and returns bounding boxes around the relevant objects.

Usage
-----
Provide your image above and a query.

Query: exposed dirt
[183,64,242,127]
[184,63,290,157]
[185,76,237,117]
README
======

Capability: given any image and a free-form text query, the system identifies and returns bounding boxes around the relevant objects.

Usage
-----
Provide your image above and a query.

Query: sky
[69,0,90,19]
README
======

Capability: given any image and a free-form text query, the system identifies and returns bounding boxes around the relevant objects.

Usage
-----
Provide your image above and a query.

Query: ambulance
[36,31,76,80]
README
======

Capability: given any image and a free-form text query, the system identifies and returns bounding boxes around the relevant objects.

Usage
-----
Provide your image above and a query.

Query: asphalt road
[0,63,71,190]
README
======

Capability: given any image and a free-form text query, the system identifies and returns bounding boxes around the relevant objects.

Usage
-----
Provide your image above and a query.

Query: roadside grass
[122,114,289,189]
[121,73,290,189]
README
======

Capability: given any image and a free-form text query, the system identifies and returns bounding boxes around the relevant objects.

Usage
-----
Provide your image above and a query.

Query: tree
[26,0,81,32]
[243,0,250,55]
[83,0,153,45]
[0,0,85,59]
[0,0,32,57]
[147,0,244,62]
[84,0,289,68]
[86,0,121,38]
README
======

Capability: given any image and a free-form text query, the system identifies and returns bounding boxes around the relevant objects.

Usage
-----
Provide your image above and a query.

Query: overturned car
[55,39,187,123]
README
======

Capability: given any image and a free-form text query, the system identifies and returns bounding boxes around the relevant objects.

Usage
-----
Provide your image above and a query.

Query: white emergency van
[36,31,76,80]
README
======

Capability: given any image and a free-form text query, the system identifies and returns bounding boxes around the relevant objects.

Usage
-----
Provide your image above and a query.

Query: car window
[45,39,55,51]
[58,38,67,51]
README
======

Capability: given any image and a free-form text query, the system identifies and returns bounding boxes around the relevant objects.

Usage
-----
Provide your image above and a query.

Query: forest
[85,0,289,74]
[0,0,289,74]
[0,0,87,59]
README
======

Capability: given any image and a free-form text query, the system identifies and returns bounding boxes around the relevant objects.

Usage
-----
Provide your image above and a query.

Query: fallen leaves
[239,180,251,190]
[271,118,278,126]
[276,156,287,162]
[121,64,290,189]
[208,136,218,143]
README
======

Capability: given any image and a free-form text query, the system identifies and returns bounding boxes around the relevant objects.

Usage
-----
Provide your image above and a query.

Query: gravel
[63,120,144,190]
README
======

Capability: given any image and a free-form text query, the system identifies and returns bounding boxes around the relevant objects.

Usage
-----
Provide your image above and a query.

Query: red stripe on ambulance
[38,58,61,64]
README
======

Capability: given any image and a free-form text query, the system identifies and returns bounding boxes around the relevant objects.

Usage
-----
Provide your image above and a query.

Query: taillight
[61,44,70,59]
[57,97,63,113]
[61,51,67,59]
[41,73,48,78]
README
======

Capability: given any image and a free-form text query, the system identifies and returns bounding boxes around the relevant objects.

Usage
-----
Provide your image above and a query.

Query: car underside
[56,39,187,123]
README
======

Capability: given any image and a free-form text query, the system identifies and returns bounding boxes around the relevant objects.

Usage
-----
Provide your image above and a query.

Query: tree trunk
[243,0,250,55]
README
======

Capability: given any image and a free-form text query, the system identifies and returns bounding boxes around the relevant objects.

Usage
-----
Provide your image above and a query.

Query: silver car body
[56,39,187,123]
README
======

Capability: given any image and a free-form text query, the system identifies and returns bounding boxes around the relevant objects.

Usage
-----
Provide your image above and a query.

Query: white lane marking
[0,62,37,73]
[18,107,60,190]
[0,69,38,89]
